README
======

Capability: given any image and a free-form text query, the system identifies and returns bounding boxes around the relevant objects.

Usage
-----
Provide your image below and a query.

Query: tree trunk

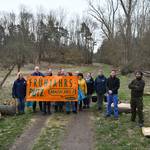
[0,64,15,88]
[0,105,16,115]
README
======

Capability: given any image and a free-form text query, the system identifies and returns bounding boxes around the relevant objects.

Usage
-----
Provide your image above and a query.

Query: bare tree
[88,0,119,40]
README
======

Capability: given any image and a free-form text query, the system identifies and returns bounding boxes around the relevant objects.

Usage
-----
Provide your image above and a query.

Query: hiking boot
[66,111,70,114]
[87,106,90,109]
[83,106,87,109]
[72,111,77,114]
[131,119,136,122]
[42,112,47,115]
[139,123,144,128]
[48,111,52,115]
[114,117,119,120]
[104,114,111,118]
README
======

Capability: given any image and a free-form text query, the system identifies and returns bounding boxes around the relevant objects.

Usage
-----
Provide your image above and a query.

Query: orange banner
[26,76,78,102]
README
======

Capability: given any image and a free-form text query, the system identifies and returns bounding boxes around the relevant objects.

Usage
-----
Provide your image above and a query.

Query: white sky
[0,0,88,16]
[0,0,101,52]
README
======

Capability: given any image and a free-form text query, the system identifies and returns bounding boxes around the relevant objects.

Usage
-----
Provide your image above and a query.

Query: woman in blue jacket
[12,72,26,114]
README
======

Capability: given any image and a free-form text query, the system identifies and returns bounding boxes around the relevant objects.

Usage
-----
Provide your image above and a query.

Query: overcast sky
[0,0,101,52]
[0,0,88,16]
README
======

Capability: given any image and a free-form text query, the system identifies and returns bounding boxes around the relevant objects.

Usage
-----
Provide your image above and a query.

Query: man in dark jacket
[128,71,145,127]
[106,70,120,119]
[94,69,107,111]
[43,68,52,115]
[31,66,44,113]
[84,73,94,109]
[12,72,26,114]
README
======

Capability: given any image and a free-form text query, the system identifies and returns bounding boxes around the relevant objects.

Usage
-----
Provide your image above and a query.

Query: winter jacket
[78,78,87,95]
[12,78,26,98]
[86,77,94,95]
[128,78,145,98]
[94,75,107,94]
[31,72,44,76]
[107,76,120,95]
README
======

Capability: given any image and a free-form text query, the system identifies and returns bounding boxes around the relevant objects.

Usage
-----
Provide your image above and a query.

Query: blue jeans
[66,102,76,112]
[17,98,25,113]
[106,94,118,118]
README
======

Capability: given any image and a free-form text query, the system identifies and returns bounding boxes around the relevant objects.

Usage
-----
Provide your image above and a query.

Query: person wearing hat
[128,71,145,127]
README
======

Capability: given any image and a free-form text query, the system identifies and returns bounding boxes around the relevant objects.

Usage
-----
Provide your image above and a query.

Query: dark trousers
[97,93,104,110]
[33,101,43,112]
[83,95,91,107]
[79,101,82,110]
[54,102,64,112]
[17,98,25,113]
[43,102,51,113]
[130,97,144,123]
[75,102,78,111]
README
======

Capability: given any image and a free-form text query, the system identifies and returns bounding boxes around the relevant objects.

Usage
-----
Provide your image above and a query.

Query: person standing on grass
[84,72,94,109]
[12,72,26,114]
[31,66,44,113]
[43,68,53,115]
[78,73,87,111]
[94,69,107,112]
[128,71,145,127]
[105,70,120,119]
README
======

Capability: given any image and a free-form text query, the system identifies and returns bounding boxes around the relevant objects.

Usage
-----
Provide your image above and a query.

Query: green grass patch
[0,113,33,150]
[33,113,71,150]
[93,64,150,150]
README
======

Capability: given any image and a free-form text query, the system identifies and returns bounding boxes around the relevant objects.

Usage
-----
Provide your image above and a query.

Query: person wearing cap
[43,68,52,115]
[105,70,120,119]
[31,66,44,113]
[128,71,145,127]
[12,72,26,114]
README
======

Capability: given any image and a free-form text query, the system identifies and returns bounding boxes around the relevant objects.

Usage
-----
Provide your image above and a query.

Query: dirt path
[61,110,94,150]
[9,114,49,150]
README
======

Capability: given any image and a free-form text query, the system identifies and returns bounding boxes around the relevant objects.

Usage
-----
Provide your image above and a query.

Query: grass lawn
[93,64,150,150]
[0,64,100,149]
[0,113,33,150]
[32,113,71,150]
[0,63,149,150]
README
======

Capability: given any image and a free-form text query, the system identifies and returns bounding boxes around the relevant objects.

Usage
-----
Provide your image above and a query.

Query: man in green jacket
[128,71,145,127]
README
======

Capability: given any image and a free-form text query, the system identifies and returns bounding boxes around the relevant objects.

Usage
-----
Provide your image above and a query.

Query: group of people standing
[12,66,145,127]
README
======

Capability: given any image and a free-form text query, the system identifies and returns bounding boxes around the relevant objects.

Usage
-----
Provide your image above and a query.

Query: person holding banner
[54,68,65,112]
[12,72,26,114]
[78,73,87,111]
[31,66,44,113]
[43,68,52,115]
[65,72,77,114]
